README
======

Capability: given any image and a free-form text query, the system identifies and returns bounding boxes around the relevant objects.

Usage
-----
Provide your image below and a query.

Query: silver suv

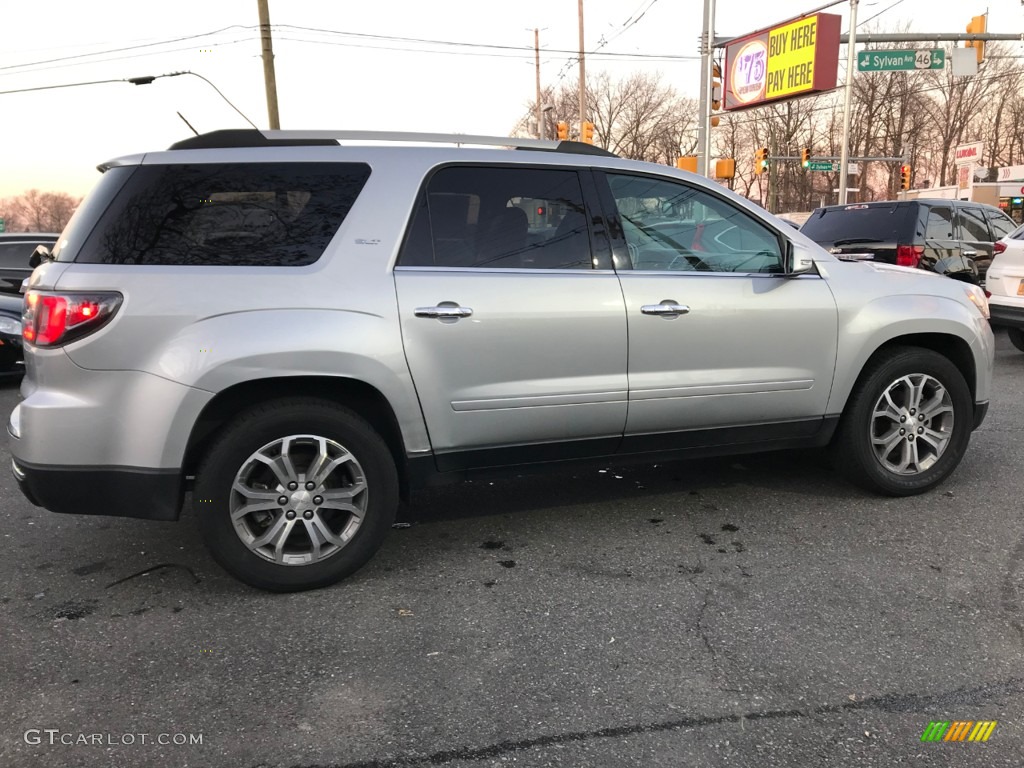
[9,129,995,591]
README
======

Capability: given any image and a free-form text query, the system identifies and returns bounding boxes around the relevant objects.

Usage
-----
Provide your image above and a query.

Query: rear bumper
[11,458,182,521]
[988,301,1024,329]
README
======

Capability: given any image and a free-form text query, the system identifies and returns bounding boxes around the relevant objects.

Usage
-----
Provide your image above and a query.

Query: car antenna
[176,111,199,136]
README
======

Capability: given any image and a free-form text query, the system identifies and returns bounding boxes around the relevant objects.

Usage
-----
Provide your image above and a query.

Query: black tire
[1007,327,1024,353]
[831,347,973,496]
[194,398,398,591]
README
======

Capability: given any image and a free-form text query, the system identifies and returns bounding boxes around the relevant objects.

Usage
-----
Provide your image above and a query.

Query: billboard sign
[724,13,842,111]
[954,141,984,166]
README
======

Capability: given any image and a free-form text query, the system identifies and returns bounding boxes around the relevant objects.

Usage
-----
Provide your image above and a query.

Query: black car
[0,232,58,295]
[800,199,1016,284]
[0,292,24,373]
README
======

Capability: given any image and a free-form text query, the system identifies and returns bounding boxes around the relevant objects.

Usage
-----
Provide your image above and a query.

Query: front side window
[74,163,371,266]
[605,173,783,273]
[958,206,992,242]
[398,166,594,269]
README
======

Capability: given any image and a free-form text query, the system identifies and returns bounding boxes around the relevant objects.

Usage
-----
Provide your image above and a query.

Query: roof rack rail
[263,129,559,149]
[168,129,619,158]
[264,130,618,156]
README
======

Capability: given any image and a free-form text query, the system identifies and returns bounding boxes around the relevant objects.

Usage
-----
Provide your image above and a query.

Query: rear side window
[800,204,911,243]
[923,206,955,240]
[398,166,594,269]
[74,163,370,266]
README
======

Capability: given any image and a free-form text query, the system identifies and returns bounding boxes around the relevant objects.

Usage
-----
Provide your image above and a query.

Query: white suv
[9,129,995,591]
[986,222,1024,351]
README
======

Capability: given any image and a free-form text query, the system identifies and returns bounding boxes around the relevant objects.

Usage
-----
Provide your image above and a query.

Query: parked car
[0,292,25,374]
[9,129,994,591]
[986,222,1024,351]
[800,199,1016,284]
[0,232,59,295]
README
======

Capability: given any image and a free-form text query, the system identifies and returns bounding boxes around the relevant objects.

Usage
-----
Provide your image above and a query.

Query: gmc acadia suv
[9,129,995,591]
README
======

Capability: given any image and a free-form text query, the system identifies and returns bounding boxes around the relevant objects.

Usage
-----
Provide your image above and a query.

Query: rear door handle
[414,305,473,319]
[641,301,690,317]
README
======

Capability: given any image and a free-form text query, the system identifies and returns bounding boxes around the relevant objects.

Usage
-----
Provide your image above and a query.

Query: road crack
[282,677,1024,768]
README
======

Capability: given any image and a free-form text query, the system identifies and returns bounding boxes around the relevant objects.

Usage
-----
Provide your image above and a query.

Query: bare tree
[6,190,80,232]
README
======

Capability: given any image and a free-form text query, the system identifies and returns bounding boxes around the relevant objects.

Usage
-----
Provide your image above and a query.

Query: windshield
[800,204,912,244]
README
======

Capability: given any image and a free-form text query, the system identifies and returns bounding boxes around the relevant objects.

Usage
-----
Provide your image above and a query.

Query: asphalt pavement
[1,331,1022,768]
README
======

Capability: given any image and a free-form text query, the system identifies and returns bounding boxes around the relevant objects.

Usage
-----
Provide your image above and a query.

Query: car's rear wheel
[832,347,973,496]
[194,399,398,591]
[1007,327,1024,353]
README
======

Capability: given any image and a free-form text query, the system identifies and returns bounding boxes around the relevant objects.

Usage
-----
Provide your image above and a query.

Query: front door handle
[414,305,474,319]
[641,301,690,317]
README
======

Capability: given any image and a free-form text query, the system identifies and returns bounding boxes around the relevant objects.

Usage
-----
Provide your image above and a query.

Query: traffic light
[900,164,912,190]
[754,147,769,175]
[556,121,569,140]
[711,62,722,112]
[965,14,987,64]
[715,158,735,179]
[675,156,698,173]
[580,121,595,144]
[801,147,811,168]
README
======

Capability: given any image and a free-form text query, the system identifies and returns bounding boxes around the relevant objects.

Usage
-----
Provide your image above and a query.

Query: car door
[394,164,628,471]
[956,203,997,281]
[595,171,838,449]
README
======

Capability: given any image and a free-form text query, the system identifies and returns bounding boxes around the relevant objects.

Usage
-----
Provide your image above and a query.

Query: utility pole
[257,0,281,130]
[838,0,859,205]
[697,0,715,176]
[578,0,586,131]
[535,29,543,140]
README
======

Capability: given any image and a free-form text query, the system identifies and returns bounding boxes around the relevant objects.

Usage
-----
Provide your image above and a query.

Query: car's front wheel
[194,399,399,591]
[833,347,973,496]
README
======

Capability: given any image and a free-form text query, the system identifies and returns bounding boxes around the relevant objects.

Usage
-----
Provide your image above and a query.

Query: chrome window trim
[394,266,618,275]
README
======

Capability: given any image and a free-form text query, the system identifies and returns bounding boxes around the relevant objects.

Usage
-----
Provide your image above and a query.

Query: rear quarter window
[73,162,370,266]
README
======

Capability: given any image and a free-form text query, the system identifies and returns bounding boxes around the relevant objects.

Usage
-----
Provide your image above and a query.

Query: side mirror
[786,240,817,276]
[29,244,52,269]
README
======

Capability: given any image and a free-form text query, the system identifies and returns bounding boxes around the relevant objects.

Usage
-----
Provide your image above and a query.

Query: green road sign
[806,160,839,171]
[857,49,945,72]
[0,218,5,233]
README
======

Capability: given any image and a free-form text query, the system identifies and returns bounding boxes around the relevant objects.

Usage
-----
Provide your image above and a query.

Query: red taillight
[994,241,1007,254]
[23,291,122,347]
[896,244,924,268]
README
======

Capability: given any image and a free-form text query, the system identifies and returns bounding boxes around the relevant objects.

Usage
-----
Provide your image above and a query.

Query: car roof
[0,233,59,241]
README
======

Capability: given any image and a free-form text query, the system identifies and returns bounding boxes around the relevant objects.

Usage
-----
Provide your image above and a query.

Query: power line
[858,0,909,28]
[718,66,1024,130]
[0,26,253,73]
[272,34,694,63]
[0,38,254,78]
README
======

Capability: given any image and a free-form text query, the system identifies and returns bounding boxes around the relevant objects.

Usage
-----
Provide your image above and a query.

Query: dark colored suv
[0,232,59,295]
[800,199,1015,284]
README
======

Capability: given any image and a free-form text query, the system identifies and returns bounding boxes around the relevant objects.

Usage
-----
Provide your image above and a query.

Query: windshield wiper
[831,237,884,246]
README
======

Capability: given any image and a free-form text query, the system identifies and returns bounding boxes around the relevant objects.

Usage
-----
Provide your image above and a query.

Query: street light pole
[535,28,543,140]
[838,0,859,205]
[697,0,712,176]
[578,0,586,130]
